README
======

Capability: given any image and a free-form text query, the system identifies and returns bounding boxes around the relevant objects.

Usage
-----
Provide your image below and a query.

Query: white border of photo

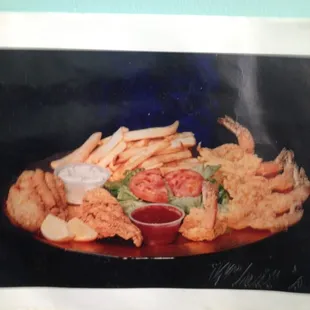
[0,288,309,310]
[1,12,310,310]
[0,13,310,56]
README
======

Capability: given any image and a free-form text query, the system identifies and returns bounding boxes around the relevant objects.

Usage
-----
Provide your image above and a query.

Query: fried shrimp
[179,181,227,241]
[218,151,310,233]
[218,116,255,154]
[198,117,309,236]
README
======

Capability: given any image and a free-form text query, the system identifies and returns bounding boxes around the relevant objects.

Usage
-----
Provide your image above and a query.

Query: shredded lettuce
[117,185,139,201]
[218,184,230,205]
[217,184,230,213]
[166,181,174,201]
[104,168,145,214]
[122,169,144,186]
[119,200,146,215]
[104,168,144,198]
[104,166,230,216]
[218,203,229,213]
[169,182,230,214]
[169,196,203,214]
[103,180,123,198]
[191,164,221,180]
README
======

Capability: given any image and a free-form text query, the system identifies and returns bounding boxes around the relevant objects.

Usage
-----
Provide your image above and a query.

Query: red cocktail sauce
[130,204,185,246]
[132,205,181,224]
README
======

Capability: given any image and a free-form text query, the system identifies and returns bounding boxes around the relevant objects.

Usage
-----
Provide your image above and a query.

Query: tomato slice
[165,169,203,197]
[129,169,168,203]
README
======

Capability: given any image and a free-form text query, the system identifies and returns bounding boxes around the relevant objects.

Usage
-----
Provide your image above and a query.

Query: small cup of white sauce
[54,163,111,205]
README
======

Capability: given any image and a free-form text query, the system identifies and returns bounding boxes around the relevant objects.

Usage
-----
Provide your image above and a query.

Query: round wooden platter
[6,152,274,259]
[34,227,273,259]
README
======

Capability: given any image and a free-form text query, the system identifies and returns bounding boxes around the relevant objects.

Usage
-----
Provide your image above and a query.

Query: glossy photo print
[0,50,309,292]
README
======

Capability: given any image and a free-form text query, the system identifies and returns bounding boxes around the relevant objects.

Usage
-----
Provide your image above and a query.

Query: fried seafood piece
[6,184,46,232]
[179,181,227,241]
[198,117,283,177]
[79,188,143,247]
[219,157,310,233]
[197,144,262,177]
[199,144,283,179]
[218,116,255,154]
[222,149,297,201]
[44,172,68,219]
[225,186,307,233]
[32,169,56,209]
[268,149,295,192]
[6,169,68,232]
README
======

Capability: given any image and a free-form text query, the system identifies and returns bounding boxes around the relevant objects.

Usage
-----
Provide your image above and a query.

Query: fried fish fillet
[7,185,46,232]
[6,169,68,232]
[79,188,143,247]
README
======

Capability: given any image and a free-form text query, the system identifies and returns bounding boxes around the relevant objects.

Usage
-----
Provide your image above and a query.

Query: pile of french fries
[50,121,201,181]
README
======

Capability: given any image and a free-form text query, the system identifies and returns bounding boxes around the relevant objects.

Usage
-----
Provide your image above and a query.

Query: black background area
[0,50,309,292]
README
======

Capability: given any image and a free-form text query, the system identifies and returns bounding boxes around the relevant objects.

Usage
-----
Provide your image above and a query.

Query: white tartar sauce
[58,164,108,183]
[55,163,111,205]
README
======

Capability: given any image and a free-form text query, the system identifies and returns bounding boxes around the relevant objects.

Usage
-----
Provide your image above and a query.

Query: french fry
[109,160,121,172]
[51,132,102,169]
[86,127,124,164]
[114,139,170,179]
[109,165,126,181]
[162,161,177,167]
[171,135,196,148]
[98,127,128,146]
[157,146,184,156]
[121,127,129,133]
[160,163,201,175]
[180,158,199,164]
[144,163,163,170]
[129,139,149,148]
[164,158,199,167]
[153,134,195,155]
[98,136,111,146]
[151,132,193,144]
[116,146,147,164]
[97,141,127,168]
[123,121,179,142]
[140,150,192,169]
[147,137,166,145]
[175,132,194,138]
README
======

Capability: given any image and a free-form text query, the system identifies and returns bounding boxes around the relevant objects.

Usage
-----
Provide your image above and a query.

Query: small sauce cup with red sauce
[129,203,185,246]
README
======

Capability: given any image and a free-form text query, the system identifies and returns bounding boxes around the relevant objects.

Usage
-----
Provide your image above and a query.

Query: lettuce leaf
[218,203,229,213]
[104,180,123,197]
[218,184,230,205]
[192,164,221,180]
[117,185,139,201]
[168,182,230,214]
[217,184,230,213]
[169,195,203,214]
[119,200,146,215]
[104,168,144,198]
[122,168,144,186]
[104,169,145,213]
[104,166,230,217]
